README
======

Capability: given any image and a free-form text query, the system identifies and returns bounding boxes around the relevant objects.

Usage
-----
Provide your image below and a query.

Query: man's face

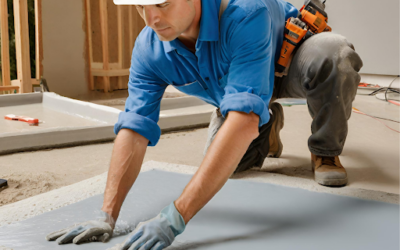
[136,0,196,41]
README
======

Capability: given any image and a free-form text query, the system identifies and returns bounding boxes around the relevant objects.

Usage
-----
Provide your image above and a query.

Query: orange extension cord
[352,107,399,133]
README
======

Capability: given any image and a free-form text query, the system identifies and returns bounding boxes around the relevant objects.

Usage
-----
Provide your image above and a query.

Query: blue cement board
[0,170,398,250]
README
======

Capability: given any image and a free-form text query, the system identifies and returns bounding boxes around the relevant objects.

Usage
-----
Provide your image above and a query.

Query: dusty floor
[0,104,107,134]
[73,85,186,102]
[0,94,398,208]
[1,168,398,250]
[0,128,206,207]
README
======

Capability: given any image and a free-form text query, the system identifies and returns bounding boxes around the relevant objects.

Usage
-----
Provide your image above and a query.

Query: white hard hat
[113,0,166,5]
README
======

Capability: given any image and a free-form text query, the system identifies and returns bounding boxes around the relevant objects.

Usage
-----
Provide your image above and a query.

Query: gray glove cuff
[97,211,116,229]
[160,202,186,236]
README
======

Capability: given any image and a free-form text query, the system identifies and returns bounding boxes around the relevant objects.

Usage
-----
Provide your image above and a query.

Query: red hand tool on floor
[4,114,39,126]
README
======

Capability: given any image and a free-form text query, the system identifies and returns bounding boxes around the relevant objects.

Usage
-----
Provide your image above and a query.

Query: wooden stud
[129,5,134,52]
[11,79,22,88]
[85,0,93,64]
[0,0,11,87]
[0,85,19,92]
[99,0,110,93]
[92,68,129,77]
[117,5,124,89]
[13,0,32,93]
[91,62,102,69]
[91,62,121,70]
[11,78,39,86]
[34,0,43,80]
[85,0,94,90]
[31,78,41,86]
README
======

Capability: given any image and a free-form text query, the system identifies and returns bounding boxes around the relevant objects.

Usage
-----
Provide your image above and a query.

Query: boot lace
[321,156,336,166]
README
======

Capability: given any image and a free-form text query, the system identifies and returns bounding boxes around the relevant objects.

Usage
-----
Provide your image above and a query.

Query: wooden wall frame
[35,0,43,81]
[0,0,43,95]
[13,0,32,93]
[0,0,11,89]
[85,0,145,93]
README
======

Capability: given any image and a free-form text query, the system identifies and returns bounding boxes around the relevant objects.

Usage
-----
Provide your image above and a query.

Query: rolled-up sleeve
[114,45,167,146]
[220,8,274,126]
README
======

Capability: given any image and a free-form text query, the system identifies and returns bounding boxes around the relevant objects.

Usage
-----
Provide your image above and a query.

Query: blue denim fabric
[114,0,298,146]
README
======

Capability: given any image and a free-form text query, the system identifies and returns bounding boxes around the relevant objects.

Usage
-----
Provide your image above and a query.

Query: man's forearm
[175,111,260,224]
[102,129,149,222]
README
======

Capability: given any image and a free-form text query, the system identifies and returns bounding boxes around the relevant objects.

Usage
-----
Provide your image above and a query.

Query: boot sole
[315,177,348,187]
[267,102,284,158]
[312,161,348,187]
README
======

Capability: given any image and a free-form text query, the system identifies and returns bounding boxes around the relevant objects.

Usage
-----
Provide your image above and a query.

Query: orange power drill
[276,0,331,74]
[299,0,331,33]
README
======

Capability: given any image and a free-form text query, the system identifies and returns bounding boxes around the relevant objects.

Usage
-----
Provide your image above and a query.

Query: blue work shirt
[115,0,298,146]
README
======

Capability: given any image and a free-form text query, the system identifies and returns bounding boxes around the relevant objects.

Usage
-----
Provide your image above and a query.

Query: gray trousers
[204,33,363,172]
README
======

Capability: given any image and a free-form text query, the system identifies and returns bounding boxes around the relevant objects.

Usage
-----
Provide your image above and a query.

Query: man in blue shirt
[47,0,362,248]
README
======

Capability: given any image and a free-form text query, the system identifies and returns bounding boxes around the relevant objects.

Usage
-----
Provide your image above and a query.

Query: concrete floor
[0,104,106,134]
[261,95,399,194]
[73,85,185,103]
[1,170,398,250]
[0,93,398,232]
[0,94,398,208]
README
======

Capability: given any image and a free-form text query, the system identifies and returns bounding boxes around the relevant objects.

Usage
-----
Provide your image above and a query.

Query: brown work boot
[311,153,348,187]
[267,102,284,158]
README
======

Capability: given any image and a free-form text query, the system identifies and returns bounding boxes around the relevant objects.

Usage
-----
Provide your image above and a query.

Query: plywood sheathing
[87,0,145,92]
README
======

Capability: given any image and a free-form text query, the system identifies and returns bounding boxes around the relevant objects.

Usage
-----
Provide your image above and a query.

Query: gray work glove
[119,202,185,250]
[46,211,115,245]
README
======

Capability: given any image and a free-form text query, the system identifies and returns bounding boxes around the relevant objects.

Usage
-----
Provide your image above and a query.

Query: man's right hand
[45,211,115,245]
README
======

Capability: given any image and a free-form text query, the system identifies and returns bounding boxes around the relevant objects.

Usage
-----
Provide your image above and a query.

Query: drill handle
[304,0,328,18]
[324,25,332,32]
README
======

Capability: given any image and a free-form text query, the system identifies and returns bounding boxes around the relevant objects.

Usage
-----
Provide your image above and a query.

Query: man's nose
[142,6,160,27]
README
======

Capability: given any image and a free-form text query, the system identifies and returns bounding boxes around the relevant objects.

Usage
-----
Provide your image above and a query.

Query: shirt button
[205,77,210,81]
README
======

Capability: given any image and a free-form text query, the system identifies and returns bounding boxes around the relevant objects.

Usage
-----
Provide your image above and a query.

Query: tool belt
[219,0,331,78]
[275,0,331,77]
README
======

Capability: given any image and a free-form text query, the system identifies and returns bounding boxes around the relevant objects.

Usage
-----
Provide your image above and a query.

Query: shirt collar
[163,40,176,53]
[198,0,220,42]
[162,0,220,53]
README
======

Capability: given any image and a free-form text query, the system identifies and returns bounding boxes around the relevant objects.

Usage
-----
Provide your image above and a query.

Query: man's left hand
[119,202,186,250]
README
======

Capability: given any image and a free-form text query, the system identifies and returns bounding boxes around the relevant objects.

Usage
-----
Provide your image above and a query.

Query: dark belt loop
[216,108,223,117]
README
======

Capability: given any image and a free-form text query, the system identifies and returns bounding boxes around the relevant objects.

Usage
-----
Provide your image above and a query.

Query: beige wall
[40,0,399,98]
[288,0,400,76]
[41,0,88,98]
[40,0,145,96]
